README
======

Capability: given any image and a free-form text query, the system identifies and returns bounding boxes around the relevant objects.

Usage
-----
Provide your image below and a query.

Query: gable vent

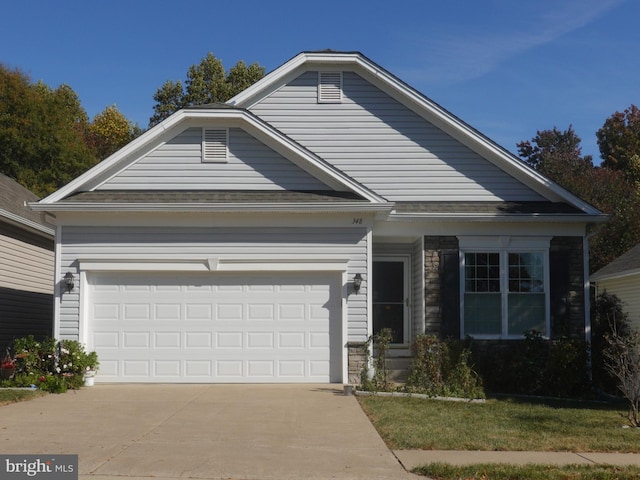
[318,72,342,103]
[202,128,228,162]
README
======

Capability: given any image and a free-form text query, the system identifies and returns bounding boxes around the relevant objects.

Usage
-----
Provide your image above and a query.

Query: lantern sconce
[353,273,363,294]
[64,271,75,293]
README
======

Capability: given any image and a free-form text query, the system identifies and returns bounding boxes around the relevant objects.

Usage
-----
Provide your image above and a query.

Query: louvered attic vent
[202,128,228,162]
[318,72,342,103]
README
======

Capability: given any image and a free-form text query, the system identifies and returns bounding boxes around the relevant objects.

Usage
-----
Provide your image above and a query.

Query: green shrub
[406,335,485,399]
[4,337,99,392]
[13,336,56,376]
[360,328,393,391]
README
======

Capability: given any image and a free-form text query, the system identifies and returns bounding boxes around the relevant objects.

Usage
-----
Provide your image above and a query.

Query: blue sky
[1,0,636,161]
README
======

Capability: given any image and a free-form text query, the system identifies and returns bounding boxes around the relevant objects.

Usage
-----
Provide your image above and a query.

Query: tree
[0,64,141,196]
[518,127,640,272]
[604,326,640,427]
[149,53,265,127]
[87,105,142,160]
[0,65,97,196]
[517,126,593,184]
[597,105,640,184]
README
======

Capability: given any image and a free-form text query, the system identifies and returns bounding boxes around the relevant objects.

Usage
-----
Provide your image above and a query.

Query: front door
[372,257,409,344]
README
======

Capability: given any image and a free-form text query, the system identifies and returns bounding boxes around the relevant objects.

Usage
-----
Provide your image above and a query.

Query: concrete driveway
[0,385,413,479]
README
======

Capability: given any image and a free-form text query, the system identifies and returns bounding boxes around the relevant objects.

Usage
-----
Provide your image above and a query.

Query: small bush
[360,328,393,391]
[406,335,485,399]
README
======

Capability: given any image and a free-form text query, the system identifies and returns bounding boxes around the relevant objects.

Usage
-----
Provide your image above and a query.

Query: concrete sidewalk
[394,449,640,470]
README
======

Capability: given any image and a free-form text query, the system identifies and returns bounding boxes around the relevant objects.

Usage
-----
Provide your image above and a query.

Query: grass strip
[414,462,640,480]
[0,388,46,406]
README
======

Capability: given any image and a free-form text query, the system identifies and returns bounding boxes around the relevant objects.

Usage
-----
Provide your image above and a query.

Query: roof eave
[0,208,54,237]
[29,202,393,214]
[592,269,640,282]
[387,212,609,223]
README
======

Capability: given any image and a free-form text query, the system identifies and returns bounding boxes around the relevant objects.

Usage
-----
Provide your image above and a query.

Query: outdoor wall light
[64,271,75,293]
[353,273,363,294]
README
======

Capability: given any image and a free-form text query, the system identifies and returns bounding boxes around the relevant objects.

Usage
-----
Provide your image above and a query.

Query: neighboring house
[31,51,606,384]
[591,244,640,330]
[0,174,54,350]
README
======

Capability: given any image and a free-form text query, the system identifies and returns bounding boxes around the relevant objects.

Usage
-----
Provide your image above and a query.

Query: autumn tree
[518,126,640,272]
[149,53,265,127]
[597,105,640,184]
[517,126,593,186]
[86,105,143,160]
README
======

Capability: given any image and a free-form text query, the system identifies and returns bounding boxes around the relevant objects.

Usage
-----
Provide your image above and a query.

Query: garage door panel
[89,272,340,383]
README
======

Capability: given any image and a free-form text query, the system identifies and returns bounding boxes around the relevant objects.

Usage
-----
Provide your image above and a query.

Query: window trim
[458,236,551,339]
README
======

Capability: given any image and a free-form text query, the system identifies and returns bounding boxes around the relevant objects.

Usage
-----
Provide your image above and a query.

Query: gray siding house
[32,51,605,384]
[592,244,640,330]
[0,174,54,349]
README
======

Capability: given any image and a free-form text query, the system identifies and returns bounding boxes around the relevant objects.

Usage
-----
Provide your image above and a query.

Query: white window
[202,128,228,162]
[460,237,550,339]
[318,72,342,103]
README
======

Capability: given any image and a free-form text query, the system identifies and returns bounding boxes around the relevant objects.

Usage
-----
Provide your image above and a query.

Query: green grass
[0,388,46,406]
[358,395,640,452]
[414,463,640,480]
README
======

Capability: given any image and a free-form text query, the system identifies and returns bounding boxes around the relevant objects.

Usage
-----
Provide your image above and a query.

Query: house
[31,51,606,384]
[0,174,54,350]
[591,244,640,330]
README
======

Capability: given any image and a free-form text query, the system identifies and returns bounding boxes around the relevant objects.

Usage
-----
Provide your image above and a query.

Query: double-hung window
[460,237,550,339]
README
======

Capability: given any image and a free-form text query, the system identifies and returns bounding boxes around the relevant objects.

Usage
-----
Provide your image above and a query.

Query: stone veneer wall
[424,236,459,336]
[347,341,367,385]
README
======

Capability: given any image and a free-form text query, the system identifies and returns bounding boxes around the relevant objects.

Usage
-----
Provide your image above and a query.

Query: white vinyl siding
[98,127,329,191]
[58,225,367,341]
[249,71,545,202]
[597,275,640,330]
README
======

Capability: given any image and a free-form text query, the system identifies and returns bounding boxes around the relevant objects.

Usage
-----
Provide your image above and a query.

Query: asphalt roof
[0,174,52,230]
[393,201,585,215]
[64,190,367,203]
[591,243,640,281]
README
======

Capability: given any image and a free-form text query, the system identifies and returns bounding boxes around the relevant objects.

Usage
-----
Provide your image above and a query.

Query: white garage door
[88,272,342,383]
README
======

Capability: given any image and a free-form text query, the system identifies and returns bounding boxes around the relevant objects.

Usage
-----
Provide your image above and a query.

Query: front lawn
[358,395,640,452]
[0,388,46,406]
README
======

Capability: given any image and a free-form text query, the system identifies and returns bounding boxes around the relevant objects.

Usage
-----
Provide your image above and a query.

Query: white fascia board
[29,201,393,214]
[37,107,384,207]
[231,52,601,216]
[0,208,54,237]
[38,111,190,204]
[591,270,640,283]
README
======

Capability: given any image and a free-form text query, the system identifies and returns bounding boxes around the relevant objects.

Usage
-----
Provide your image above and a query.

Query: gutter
[0,208,54,237]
